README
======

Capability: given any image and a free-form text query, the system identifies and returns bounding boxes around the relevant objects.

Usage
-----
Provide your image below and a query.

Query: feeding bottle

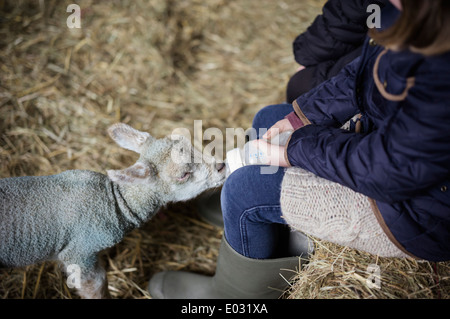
[225,131,292,176]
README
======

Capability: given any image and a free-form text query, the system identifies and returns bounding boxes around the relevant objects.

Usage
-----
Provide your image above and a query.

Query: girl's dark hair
[369,0,450,56]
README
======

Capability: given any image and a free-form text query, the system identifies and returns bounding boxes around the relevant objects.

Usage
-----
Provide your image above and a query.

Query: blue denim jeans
[221,103,295,259]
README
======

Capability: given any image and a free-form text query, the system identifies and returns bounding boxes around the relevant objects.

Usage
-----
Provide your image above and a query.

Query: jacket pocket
[373,49,415,102]
[427,180,450,218]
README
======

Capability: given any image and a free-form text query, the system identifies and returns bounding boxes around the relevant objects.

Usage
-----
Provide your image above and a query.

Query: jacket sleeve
[293,0,389,66]
[286,70,450,203]
[292,55,361,128]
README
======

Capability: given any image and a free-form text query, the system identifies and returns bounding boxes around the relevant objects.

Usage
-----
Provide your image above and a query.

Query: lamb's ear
[107,162,154,184]
[108,123,153,153]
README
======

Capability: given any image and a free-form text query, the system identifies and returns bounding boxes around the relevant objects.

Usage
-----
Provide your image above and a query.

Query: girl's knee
[221,166,256,204]
[221,166,259,219]
[252,104,279,131]
[220,165,284,218]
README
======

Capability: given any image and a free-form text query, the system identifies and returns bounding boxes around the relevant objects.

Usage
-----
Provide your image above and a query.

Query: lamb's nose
[215,162,225,172]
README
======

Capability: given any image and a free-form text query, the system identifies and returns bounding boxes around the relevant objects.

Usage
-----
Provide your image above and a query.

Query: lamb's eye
[177,172,191,182]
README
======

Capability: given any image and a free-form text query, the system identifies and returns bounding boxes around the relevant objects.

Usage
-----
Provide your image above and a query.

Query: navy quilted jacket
[293,0,389,67]
[286,4,450,261]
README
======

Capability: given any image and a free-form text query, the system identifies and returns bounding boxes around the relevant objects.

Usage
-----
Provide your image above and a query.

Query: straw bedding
[0,0,448,299]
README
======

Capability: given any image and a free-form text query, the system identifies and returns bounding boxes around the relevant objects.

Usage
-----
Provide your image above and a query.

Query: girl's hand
[262,118,294,142]
[249,139,289,167]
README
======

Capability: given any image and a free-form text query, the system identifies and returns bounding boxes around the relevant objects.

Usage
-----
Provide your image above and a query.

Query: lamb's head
[106,123,226,202]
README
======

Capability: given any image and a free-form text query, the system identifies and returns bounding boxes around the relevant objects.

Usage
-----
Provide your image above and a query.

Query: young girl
[149,0,450,299]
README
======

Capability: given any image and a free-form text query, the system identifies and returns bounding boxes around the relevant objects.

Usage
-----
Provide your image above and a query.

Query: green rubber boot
[148,235,311,299]
[196,190,224,228]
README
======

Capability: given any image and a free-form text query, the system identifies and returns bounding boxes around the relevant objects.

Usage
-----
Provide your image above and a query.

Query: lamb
[0,123,226,298]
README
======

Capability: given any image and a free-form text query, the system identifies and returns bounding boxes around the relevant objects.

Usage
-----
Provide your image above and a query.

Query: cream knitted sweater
[280,167,409,258]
